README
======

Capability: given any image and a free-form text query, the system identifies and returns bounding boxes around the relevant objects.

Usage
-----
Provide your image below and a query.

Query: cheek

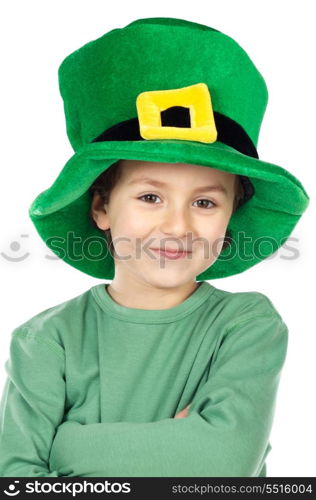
[111,218,147,239]
[200,213,230,239]
[194,213,231,258]
[108,213,149,257]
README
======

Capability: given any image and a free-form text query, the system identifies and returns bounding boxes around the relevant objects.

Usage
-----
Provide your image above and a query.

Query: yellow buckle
[136,83,217,144]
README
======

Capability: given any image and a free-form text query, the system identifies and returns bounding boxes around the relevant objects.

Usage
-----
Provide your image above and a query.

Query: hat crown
[58,17,268,151]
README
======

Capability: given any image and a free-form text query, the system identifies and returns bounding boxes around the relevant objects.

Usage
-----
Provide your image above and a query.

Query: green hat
[29,16,309,280]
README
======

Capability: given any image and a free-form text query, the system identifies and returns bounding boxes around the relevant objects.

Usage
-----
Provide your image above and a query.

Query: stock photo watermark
[1,231,301,268]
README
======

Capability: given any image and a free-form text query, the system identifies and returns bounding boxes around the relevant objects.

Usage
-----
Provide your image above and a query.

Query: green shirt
[0,281,288,477]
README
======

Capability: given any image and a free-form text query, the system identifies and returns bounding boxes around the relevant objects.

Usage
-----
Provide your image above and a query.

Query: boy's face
[91,159,237,290]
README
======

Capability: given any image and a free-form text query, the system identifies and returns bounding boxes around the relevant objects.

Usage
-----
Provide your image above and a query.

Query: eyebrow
[127,177,228,195]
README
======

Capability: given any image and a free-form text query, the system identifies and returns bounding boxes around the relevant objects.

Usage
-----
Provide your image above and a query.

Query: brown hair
[88,160,245,255]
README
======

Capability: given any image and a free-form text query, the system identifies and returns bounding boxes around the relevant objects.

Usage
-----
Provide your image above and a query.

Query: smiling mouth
[149,248,192,259]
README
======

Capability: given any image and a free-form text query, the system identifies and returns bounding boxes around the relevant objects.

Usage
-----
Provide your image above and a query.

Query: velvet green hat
[29,16,309,280]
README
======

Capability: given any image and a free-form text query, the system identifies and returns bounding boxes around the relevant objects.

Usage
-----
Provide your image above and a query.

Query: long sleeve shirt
[0,280,288,477]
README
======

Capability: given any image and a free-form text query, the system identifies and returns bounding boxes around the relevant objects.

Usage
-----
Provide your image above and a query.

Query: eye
[138,194,161,204]
[193,199,216,209]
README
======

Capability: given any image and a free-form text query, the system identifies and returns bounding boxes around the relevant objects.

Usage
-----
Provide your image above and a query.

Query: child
[0,17,309,477]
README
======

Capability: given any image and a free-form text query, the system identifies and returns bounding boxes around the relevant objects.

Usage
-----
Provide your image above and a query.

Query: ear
[90,192,110,231]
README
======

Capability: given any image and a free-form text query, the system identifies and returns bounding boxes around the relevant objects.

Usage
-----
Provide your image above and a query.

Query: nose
[159,204,193,239]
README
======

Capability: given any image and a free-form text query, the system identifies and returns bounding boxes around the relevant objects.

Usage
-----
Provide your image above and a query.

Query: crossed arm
[0,310,288,477]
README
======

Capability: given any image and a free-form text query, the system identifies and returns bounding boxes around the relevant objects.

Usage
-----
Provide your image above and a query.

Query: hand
[174,404,190,419]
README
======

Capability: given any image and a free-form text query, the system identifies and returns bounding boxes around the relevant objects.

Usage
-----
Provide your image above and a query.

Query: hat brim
[29,140,309,280]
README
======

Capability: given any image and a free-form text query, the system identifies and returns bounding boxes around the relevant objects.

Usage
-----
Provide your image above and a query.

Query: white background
[0,0,315,477]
